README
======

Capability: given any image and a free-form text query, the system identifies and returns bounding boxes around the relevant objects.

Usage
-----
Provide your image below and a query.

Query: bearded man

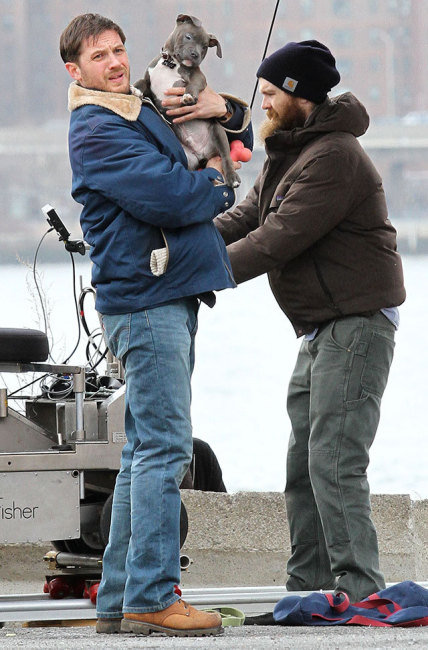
[215,40,405,603]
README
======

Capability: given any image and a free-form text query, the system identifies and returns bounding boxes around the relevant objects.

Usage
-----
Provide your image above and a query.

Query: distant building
[2,0,428,126]
[1,0,428,262]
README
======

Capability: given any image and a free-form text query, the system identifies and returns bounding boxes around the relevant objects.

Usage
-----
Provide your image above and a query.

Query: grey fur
[134,14,240,187]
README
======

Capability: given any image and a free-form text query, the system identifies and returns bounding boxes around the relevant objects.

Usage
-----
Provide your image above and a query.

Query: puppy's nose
[190,50,198,59]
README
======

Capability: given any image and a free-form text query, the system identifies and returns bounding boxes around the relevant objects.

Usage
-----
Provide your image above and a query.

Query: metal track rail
[0,587,299,622]
[1,583,427,623]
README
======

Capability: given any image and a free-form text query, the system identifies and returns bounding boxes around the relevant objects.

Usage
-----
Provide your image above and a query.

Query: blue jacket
[67,82,252,314]
[273,581,428,627]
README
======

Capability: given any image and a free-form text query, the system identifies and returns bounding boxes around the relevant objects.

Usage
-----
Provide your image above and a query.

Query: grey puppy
[134,14,240,187]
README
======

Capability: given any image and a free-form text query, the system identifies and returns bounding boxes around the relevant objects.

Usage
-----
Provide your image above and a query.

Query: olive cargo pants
[285,313,396,602]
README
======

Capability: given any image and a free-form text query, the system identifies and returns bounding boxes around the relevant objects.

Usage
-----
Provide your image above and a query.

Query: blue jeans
[96,298,198,616]
[285,312,395,602]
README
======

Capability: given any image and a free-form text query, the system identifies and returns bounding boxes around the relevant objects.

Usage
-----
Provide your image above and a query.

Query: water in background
[1,255,427,498]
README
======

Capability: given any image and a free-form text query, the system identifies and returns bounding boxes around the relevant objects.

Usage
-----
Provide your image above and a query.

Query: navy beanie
[257,40,340,104]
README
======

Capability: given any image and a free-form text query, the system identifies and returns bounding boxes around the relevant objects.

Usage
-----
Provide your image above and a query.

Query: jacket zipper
[311,255,343,317]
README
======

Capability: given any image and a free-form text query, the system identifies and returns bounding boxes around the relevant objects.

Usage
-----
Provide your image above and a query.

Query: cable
[78,286,108,372]
[250,0,281,110]
[31,225,80,365]
[7,372,49,398]
[7,225,53,399]
[62,250,82,364]
[79,287,96,339]
[85,330,104,365]
[88,346,108,372]
[7,216,108,402]
[40,373,74,400]
[8,226,81,400]
[32,227,54,342]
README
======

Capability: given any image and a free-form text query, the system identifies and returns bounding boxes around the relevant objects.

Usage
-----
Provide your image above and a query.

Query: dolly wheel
[47,577,71,599]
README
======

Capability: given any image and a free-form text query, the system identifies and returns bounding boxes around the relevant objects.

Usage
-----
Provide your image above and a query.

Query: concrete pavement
[1,621,428,649]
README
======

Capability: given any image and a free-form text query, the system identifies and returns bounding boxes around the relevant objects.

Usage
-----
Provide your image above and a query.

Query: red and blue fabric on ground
[273,581,428,627]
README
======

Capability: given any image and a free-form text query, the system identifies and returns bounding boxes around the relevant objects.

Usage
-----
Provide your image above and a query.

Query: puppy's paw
[181,93,196,105]
[225,171,241,188]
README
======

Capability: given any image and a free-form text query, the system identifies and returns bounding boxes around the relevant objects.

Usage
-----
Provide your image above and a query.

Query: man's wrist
[219,98,234,122]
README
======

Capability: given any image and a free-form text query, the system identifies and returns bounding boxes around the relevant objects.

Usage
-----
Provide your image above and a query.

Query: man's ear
[65,61,82,82]
[297,96,317,116]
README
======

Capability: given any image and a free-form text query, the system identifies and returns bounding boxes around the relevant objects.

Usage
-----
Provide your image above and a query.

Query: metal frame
[0,587,307,622]
[0,359,125,547]
[0,361,86,443]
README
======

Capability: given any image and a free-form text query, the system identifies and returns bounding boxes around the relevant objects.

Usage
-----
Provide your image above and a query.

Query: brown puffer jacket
[215,92,405,336]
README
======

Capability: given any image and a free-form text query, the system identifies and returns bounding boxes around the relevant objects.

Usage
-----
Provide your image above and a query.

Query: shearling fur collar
[68,82,145,121]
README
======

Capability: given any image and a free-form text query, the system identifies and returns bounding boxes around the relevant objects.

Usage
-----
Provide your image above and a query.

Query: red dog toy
[230,140,252,163]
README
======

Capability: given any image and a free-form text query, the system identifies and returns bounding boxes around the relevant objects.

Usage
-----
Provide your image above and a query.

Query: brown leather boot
[121,599,223,637]
[95,618,122,634]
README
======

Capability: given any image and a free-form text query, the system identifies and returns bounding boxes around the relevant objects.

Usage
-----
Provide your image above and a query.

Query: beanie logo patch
[283,77,298,92]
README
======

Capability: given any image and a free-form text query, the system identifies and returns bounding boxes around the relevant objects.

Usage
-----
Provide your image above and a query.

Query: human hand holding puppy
[162,86,230,123]
[163,86,242,178]
[206,154,241,178]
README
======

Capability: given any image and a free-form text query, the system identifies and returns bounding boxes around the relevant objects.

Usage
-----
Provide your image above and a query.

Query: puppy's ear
[208,35,222,58]
[176,14,202,27]
[163,33,174,53]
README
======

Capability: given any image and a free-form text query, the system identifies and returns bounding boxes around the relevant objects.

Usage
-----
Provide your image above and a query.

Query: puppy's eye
[185,33,192,40]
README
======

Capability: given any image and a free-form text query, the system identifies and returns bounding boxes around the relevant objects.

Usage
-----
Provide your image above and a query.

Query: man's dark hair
[60,13,126,63]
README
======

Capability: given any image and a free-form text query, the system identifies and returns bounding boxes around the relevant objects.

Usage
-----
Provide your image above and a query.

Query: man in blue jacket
[60,13,251,637]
